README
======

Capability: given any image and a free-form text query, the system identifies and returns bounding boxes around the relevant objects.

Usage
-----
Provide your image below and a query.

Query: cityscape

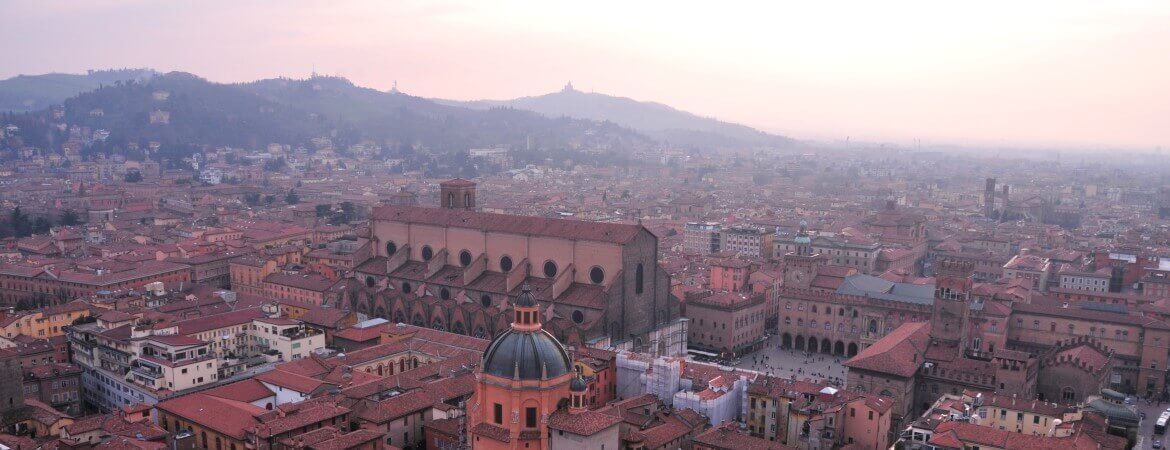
[1,2,1169,450]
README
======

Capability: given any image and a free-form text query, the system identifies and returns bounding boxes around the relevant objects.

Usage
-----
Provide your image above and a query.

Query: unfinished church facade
[348,179,679,351]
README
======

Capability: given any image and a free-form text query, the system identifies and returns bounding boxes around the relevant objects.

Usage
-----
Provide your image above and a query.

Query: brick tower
[931,259,975,347]
[440,178,477,210]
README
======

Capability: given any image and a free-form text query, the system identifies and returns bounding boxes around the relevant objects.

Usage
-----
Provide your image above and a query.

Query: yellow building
[0,302,92,340]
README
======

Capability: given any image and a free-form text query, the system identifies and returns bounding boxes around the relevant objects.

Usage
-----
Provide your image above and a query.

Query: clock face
[787,269,806,286]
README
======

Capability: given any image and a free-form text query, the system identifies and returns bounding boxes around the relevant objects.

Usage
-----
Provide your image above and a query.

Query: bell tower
[440,178,477,210]
[931,259,974,348]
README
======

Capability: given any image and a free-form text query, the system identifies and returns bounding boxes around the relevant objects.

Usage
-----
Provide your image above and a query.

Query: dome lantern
[479,284,572,381]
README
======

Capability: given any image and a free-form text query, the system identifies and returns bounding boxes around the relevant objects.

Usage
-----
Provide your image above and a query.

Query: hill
[4,72,654,175]
[440,83,794,148]
[0,69,156,112]
[236,76,653,160]
[57,72,328,153]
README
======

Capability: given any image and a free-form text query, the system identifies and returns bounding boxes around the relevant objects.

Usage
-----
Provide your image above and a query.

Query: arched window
[572,310,585,324]
[589,266,605,284]
[459,250,473,267]
[464,192,472,206]
[440,288,451,300]
[544,260,558,278]
[421,245,434,261]
[365,276,375,288]
[480,294,492,308]
[402,282,412,294]
[500,255,514,272]
[385,241,397,256]
[447,193,455,207]
[635,263,644,294]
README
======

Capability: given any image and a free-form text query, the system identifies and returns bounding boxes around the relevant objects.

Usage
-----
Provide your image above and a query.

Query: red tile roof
[692,421,794,450]
[547,408,622,436]
[173,308,266,335]
[371,205,644,244]
[155,394,266,439]
[256,369,334,394]
[844,321,930,378]
[203,379,276,403]
[471,422,511,443]
[929,420,1122,450]
[333,326,382,343]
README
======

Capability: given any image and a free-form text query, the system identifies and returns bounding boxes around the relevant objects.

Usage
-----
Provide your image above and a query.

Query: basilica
[347,179,681,353]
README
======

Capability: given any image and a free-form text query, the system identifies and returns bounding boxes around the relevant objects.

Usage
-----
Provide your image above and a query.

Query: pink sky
[4,1,1168,149]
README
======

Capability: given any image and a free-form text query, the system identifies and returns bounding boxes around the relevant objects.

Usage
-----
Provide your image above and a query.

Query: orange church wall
[468,373,573,450]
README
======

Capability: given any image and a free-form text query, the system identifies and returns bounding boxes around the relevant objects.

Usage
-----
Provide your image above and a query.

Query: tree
[285,189,300,205]
[32,217,51,234]
[315,204,332,217]
[59,209,81,226]
[72,315,97,325]
[9,207,31,237]
[263,157,287,172]
[124,170,143,182]
[340,201,356,223]
[244,192,261,206]
[263,195,275,206]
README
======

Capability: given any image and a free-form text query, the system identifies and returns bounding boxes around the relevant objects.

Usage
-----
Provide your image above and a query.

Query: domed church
[468,285,576,449]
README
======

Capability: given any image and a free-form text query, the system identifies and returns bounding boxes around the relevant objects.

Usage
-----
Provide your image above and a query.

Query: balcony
[131,364,163,380]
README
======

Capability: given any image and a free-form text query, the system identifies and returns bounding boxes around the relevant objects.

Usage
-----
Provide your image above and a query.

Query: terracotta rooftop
[155,393,266,439]
[844,321,930,378]
[692,421,795,450]
[547,408,622,436]
[371,205,644,244]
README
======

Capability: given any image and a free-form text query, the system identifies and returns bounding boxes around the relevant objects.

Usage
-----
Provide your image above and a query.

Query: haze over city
[4,0,1168,149]
[6,3,1170,450]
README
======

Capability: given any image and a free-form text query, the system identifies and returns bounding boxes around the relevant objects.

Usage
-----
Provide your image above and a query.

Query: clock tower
[782,220,825,289]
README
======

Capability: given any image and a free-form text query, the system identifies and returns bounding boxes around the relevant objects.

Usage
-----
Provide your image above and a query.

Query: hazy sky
[4,1,1169,149]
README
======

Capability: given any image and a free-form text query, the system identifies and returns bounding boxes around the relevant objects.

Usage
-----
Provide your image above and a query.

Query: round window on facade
[421,245,433,261]
[402,282,412,294]
[543,260,558,278]
[572,310,585,324]
[385,241,397,256]
[440,288,451,300]
[459,250,473,267]
[480,294,492,308]
[500,255,514,273]
[589,266,605,284]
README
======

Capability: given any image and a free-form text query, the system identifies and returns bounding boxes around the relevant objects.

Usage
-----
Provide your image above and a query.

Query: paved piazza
[733,333,848,387]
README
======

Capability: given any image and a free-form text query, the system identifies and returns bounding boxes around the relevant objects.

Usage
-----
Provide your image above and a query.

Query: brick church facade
[347,179,679,352]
